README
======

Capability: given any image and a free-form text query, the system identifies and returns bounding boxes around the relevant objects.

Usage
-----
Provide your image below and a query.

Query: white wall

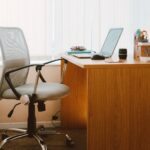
[0,65,61,126]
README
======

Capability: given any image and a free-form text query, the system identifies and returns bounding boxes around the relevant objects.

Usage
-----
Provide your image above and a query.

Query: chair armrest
[5,58,62,99]
[35,58,62,82]
[42,58,61,65]
[5,64,39,99]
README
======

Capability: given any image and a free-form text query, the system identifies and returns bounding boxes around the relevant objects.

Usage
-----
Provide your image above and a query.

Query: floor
[0,128,86,150]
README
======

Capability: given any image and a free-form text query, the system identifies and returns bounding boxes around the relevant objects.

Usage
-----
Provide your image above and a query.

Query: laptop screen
[100,28,123,57]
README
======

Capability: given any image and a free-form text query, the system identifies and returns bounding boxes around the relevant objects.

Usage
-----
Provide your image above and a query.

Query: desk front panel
[87,67,150,150]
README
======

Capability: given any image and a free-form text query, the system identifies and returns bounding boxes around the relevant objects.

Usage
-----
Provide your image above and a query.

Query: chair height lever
[7,103,21,118]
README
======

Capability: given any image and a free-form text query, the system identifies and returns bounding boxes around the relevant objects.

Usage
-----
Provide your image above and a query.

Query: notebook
[72,53,92,58]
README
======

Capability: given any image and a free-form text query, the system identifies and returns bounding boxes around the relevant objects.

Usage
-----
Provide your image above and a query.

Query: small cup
[119,48,127,60]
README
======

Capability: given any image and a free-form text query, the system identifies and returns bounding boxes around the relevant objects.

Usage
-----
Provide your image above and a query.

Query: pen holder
[119,48,127,60]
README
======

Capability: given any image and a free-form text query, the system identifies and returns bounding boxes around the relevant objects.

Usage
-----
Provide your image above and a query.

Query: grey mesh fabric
[0,27,30,99]
[0,27,70,101]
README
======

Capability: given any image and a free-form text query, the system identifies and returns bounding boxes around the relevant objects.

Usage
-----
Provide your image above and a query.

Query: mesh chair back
[0,27,30,99]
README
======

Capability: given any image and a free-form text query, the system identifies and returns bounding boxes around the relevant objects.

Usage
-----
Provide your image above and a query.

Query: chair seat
[2,83,70,101]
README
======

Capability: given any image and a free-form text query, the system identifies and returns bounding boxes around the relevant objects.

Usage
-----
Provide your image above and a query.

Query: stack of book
[67,50,92,55]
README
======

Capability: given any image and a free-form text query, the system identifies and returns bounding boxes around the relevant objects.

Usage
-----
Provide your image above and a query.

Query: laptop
[73,28,123,59]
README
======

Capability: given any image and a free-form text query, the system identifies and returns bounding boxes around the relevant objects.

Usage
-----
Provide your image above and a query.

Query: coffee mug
[119,48,127,59]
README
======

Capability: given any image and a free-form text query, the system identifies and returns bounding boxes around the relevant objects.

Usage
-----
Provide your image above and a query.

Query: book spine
[67,51,91,55]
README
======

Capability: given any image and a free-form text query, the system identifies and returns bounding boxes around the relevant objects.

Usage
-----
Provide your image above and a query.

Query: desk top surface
[62,54,150,69]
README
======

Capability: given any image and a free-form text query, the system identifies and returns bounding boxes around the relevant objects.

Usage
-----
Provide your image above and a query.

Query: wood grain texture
[61,60,87,128]
[61,56,150,150]
[88,67,150,150]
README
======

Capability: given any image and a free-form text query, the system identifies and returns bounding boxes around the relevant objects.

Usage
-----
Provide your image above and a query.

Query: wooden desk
[61,55,150,150]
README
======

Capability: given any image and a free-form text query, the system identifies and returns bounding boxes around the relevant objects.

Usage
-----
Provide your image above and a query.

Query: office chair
[0,27,73,150]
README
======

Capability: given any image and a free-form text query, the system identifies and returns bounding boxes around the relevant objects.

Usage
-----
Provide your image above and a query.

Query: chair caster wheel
[1,133,9,140]
[66,139,75,147]
[38,125,45,131]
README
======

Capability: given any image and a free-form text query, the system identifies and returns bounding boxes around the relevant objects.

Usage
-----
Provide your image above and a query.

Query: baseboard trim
[0,120,61,129]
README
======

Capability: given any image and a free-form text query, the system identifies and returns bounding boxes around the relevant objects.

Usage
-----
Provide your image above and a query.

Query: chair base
[0,97,74,149]
[37,128,75,146]
[0,129,47,150]
[0,128,74,150]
